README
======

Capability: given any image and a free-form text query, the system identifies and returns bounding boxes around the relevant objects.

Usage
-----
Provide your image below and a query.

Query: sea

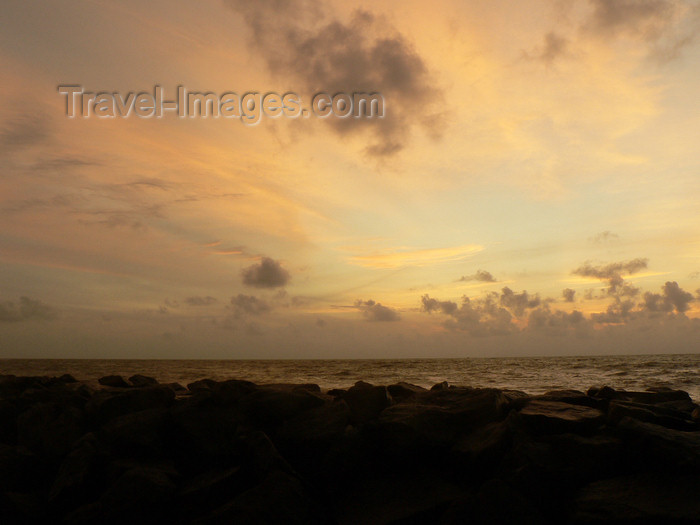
[2,354,700,401]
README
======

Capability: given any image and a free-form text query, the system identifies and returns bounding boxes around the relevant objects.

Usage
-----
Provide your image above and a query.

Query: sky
[1,0,699,359]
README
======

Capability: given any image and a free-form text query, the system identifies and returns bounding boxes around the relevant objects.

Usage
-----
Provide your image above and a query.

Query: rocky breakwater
[2,374,700,524]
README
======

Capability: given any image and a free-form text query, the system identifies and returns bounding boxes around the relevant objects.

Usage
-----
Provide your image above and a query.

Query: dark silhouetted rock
[608,399,697,431]
[128,374,158,387]
[615,416,700,472]
[238,386,327,428]
[431,381,449,391]
[95,465,178,523]
[98,375,130,388]
[86,386,175,425]
[342,381,392,424]
[191,470,323,525]
[48,433,105,513]
[518,400,605,435]
[444,478,543,525]
[99,408,171,458]
[571,474,700,524]
[17,402,84,457]
[387,382,427,402]
[187,378,218,392]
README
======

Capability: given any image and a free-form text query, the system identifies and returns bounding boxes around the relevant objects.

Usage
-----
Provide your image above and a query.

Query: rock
[0,491,46,523]
[169,400,240,468]
[615,416,700,472]
[443,478,543,525]
[0,400,20,445]
[237,386,327,428]
[535,390,605,410]
[59,374,78,384]
[571,474,700,524]
[588,385,693,406]
[276,400,351,477]
[179,466,248,515]
[98,375,130,388]
[343,381,392,424]
[431,381,450,391]
[238,431,296,479]
[128,374,158,387]
[98,408,171,458]
[192,470,323,525]
[586,385,616,399]
[86,386,175,425]
[608,399,697,431]
[518,400,605,435]
[387,382,427,402]
[96,465,178,523]
[453,413,516,469]
[16,402,85,457]
[163,382,188,394]
[186,378,219,392]
[211,379,258,405]
[48,433,105,513]
[0,444,43,493]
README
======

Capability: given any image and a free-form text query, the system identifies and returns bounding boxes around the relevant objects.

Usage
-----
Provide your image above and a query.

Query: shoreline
[2,373,700,523]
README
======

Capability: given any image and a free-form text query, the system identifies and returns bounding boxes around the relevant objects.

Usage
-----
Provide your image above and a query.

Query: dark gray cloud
[0,297,57,322]
[642,281,694,313]
[499,287,541,317]
[421,295,458,315]
[355,299,401,322]
[458,270,497,283]
[230,294,271,316]
[573,258,648,295]
[563,288,577,302]
[184,296,218,307]
[224,0,444,156]
[242,257,290,288]
[585,0,677,39]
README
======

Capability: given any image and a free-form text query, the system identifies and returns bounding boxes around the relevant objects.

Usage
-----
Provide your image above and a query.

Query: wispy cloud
[349,244,483,269]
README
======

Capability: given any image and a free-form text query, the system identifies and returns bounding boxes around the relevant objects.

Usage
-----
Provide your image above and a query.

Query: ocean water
[1,354,700,401]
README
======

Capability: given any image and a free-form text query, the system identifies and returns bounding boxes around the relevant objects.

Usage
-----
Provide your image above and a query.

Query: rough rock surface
[0,374,699,524]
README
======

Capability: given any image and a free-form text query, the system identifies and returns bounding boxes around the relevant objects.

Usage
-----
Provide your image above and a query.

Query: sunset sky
[1,0,699,359]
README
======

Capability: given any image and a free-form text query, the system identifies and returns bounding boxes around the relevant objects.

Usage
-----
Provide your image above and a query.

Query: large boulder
[615,416,700,472]
[86,386,175,425]
[517,400,605,435]
[16,402,85,457]
[342,381,392,424]
[571,474,700,524]
[98,375,130,388]
[128,375,158,388]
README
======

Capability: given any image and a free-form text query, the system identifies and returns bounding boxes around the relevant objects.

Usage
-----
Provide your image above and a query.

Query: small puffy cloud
[355,299,401,322]
[242,257,290,288]
[459,270,497,283]
[230,294,271,316]
[0,296,57,322]
[184,296,218,307]
[563,288,576,302]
